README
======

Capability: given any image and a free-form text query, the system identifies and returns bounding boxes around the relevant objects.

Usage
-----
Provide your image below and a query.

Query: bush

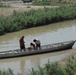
[0,25,4,35]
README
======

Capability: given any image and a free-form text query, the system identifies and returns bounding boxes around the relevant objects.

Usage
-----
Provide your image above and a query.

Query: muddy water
[0,19,76,74]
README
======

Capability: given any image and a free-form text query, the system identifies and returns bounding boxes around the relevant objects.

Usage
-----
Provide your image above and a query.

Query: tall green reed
[28,56,76,75]
[0,5,76,35]
[0,56,76,75]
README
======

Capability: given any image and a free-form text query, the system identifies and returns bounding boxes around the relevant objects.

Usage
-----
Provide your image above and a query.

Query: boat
[0,40,75,59]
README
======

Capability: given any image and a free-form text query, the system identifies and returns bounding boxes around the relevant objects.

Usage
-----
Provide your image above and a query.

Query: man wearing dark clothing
[19,36,25,52]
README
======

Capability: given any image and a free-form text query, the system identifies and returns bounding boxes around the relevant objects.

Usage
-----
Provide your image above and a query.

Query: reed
[0,2,10,7]
[0,68,14,75]
[65,56,76,75]
[0,5,76,35]
[0,56,76,75]
[32,1,50,6]
[27,56,76,75]
[32,0,76,6]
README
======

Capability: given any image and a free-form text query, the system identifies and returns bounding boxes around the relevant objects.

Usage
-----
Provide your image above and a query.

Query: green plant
[0,5,76,35]
[0,25,4,35]
[0,68,14,75]
[26,5,31,8]
[65,56,76,75]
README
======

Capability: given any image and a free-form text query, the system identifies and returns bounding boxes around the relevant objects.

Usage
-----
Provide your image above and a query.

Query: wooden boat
[0,40,75,59]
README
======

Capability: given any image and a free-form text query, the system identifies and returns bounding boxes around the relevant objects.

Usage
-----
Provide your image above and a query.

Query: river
[0,19,76,75]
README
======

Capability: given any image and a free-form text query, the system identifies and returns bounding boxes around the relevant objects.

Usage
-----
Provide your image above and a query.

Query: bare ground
[0,1,59,17]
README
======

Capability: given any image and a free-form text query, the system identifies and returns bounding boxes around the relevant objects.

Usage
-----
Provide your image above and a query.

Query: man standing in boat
[19,36,25,52]
[33,39,41,50]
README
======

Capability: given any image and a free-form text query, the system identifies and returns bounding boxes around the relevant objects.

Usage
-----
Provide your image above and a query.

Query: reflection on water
[0,61,21,74]
[40,53,70,67]
[0,49,73,74]
[0,19,76,74]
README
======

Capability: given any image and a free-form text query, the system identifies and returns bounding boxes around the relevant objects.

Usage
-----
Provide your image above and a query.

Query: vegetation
[0,68,14,75]
[0,1,10,7]
[0,56,76,75]
[32,1,50,6]
[0,5,76,35]
[27,56,76,75]
[32,0,76,6]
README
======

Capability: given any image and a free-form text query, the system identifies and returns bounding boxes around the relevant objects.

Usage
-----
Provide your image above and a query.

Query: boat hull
[0,40,75,59]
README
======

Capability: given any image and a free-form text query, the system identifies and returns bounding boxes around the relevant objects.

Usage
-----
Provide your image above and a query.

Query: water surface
[0,19,76,74]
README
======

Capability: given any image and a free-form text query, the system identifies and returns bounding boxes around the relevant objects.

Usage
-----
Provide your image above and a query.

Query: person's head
[21,36,24,39]
[30,42,33,45]
[33,39,37,42]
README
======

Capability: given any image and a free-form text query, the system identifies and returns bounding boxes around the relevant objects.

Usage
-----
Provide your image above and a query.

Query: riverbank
[0,2,76,74]
[27,50,76,75]
[0,1,59,17]
[0,5,59,17]
[0,4,76,35]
